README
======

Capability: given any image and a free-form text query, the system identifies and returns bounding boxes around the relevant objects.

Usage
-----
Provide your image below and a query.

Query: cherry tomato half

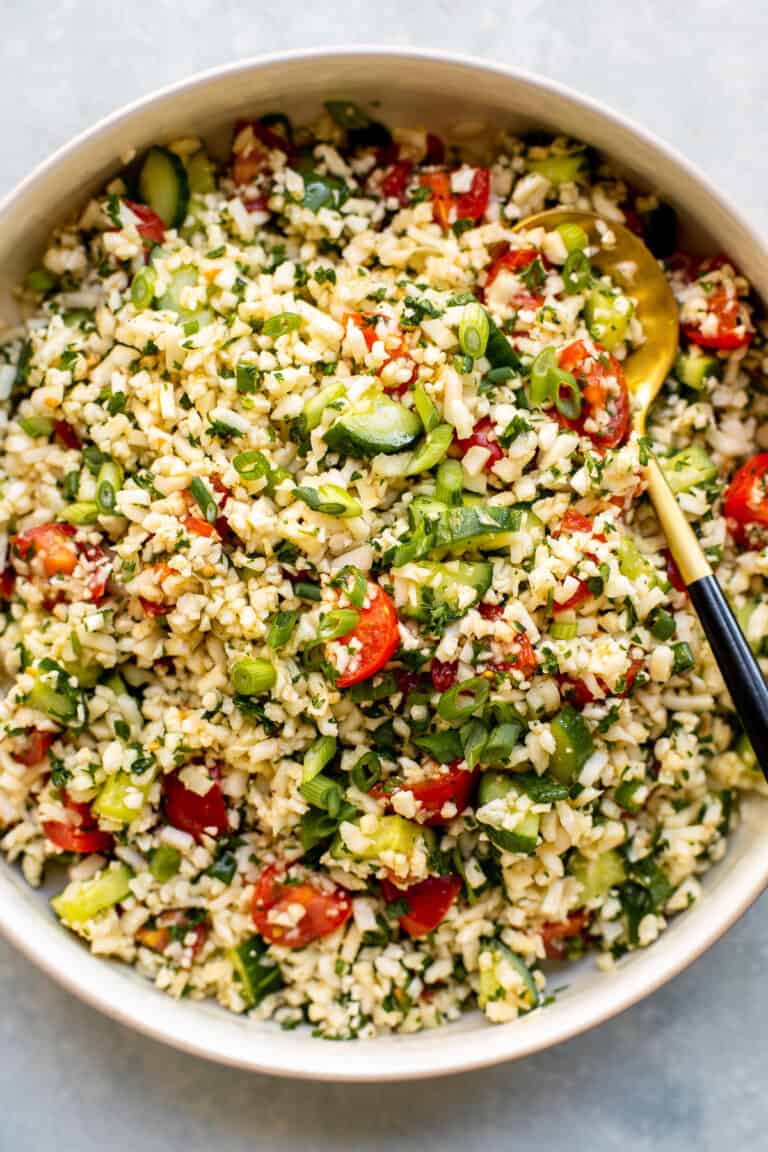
[454,168,490,223]
[682,291,752,351]
[723,453,768,548]
[162,772,228,842]
[482,246,546,314]
[557,341,631,451]
[381,874,462,938]
[332,581,400,688]
[251,864,352,948]
[419,168,490,229]
[43,793,113,854]
[13,523,78,578]
[374,762,477,826]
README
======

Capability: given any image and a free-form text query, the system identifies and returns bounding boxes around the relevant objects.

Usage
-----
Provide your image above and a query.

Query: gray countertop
[1,2,767,1148]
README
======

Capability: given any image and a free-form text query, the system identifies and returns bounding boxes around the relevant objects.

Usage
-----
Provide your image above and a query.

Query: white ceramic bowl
[1,48,767,1082]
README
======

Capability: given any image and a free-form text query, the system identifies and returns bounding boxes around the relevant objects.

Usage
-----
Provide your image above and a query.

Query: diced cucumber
[185,149,217,195]
[584,289,633,350]
[138,146,190,228]
[549,706,593,783]
[325,395,422,457]
[229,935,283,1008]
[404,424,454,475]
[661,443,717,493]
[51,863,133,924]
[149,844,181,882]
[478,941,539,1012]
[527,148,590,185]
[27,662,86,729]
[674,348,723,391]
[617,535,659,584]
[570,849,627,901]
[92,769,156,824]
[396,559,493,620]
[331,814,435,863]
[476,774,540,854]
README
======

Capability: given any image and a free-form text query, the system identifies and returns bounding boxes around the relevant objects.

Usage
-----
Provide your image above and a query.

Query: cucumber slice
[331,814,435,863]
[478,941,539,1012]
[476,774,540,854]
[662,443,717,493]
[229,935,283,1008]
[570,849,627,901]
[584,289,633,350]
[674,348,723,391]
[138,146,190,228]
[527,148,590,185]
[397,559,493,620]
[185,149,216,195]
[158,267,215,328]
[51,863,133,924]
[325,395,422,457]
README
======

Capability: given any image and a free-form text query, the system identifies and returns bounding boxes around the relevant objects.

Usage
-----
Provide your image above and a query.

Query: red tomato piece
[182,514,217,538]
[13,523,78,578]
[53,420,80,450]
[0,566,15,600]
[375,762,477,827]
[452,417,504,471]
[382,161,413,205]
[552,578,593,615]
[557,509,594,535]
[123,199,166,245]
[557,675,596,710]
[618,658,644,697]
[454,168,490,223]
[540,910,588,959]
[332,581,400,688]
[43,793,113,855]
[381,874,462,938]
[251,865,352,948]
[483,246,540,296]
[478,602,504,620]
[682,291,752,350]
[664,548,687,593]
[430,659,458,692]
[557,341,631,451]
[723,453,768,548]
[493,631,538,679]
[345,312,417,393]
[419,171,453,229]
[80,543,111,604]
[162,772,228,842]
[11,729,54,766]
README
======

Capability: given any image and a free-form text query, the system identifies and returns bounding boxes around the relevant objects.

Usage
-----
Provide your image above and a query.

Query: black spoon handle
[646,456,768,780]
[688,576,768,773]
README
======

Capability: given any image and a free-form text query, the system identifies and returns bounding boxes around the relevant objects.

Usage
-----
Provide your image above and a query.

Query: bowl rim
[1,44,767,1082]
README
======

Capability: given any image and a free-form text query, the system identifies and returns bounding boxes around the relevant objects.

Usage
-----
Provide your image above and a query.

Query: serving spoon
[514,207,768,779]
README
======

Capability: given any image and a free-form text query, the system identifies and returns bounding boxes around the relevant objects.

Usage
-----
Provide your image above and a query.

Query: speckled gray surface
[1,3,767,1148]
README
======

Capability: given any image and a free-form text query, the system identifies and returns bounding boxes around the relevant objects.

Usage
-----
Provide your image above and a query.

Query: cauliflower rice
[0,101,765,1038]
